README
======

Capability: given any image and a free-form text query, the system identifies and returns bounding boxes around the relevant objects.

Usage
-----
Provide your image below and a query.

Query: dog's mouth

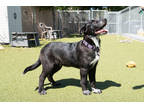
[95,29,108,35]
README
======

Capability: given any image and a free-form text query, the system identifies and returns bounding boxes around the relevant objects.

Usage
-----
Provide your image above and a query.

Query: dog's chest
[90,37,100,67]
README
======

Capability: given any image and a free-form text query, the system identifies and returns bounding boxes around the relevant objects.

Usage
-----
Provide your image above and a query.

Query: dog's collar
[82,40,96,50]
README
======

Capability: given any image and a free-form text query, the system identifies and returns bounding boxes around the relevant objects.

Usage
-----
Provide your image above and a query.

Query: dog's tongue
[95,29,108,34]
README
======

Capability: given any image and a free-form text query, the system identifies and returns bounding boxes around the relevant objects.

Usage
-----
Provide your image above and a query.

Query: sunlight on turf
[0,35,144,101]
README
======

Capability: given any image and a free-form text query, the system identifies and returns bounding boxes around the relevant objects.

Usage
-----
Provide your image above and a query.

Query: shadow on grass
[35,78,121,91]
[133,85,144,90]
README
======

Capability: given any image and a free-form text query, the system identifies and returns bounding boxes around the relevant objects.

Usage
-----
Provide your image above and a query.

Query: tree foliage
[37,6,127,11]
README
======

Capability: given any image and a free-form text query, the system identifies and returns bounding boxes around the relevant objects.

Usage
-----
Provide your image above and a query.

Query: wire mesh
[58,6,144,36]
[119,6,144,35]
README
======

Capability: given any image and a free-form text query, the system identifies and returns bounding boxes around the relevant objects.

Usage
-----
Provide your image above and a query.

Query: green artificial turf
[0,35,144,102]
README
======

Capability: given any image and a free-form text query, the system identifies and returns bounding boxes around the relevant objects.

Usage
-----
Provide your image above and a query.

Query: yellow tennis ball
[126,61,136,68]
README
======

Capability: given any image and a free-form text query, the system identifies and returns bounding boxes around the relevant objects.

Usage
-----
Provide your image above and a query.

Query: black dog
[23,19,107,95]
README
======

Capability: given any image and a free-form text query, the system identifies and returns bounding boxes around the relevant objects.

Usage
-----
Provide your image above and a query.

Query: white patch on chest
[90,37,100,67]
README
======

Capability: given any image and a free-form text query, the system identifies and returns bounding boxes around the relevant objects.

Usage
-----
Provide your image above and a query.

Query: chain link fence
[58,6,144,37]
[118,6,144,35]
[58,9,118,36]
[58,10,91,36]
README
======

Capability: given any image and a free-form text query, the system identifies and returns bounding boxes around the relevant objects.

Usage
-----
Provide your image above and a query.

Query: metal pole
[90,8,93,20]
[138,7,144,33]
[141,15,143,29]
[140,13,143,29]
[91,10,93,20]
[88,10,90,20]
[32,7,36,32]
[128,7,131,34]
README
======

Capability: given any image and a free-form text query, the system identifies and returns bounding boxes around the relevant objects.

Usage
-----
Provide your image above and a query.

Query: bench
[11,32,40,47]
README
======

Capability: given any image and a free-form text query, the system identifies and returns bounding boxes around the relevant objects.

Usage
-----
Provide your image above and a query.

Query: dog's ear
[80,24,86,35]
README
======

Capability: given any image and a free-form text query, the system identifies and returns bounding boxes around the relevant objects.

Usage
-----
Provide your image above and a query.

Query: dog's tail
[23,58,41,75]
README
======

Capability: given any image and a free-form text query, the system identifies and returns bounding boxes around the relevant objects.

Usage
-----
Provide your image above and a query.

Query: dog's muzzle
[95,29,108,35]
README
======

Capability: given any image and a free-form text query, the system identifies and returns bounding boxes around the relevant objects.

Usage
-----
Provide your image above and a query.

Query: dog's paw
[83,90,91,95]
[92,88,102,94]
[39,90,47,95]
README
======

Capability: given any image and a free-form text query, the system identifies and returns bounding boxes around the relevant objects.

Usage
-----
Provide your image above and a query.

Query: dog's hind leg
[38,68,48,95]
[38,59,54,95]
[47,64,62,86]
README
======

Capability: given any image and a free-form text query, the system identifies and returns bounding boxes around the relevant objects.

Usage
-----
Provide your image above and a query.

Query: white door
[0,6,9,43]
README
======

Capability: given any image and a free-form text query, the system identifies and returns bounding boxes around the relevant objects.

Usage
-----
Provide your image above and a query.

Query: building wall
[7,6,59,42]
[36,7,54,27]
[0,6,9,43]
[21,7,34,32]
[8,6,22,42]
[21,6,59,33]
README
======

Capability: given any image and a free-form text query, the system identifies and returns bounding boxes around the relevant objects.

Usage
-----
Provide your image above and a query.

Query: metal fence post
[90,9,93,20]
[140,7,143,29]
[88,10,90,20]
[118,12,120,34]
[128,7,131,33]
[142,11,144,30]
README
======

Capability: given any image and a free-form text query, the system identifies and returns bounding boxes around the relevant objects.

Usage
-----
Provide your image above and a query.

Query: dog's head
[80,18,108,36]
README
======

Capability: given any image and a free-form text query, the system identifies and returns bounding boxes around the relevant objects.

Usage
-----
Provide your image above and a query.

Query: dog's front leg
[89,63,102,94]
[80,68,91,95]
